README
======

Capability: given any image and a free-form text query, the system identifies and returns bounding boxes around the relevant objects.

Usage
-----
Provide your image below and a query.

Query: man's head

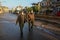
[19,10,23,14]
[30,10,33,14]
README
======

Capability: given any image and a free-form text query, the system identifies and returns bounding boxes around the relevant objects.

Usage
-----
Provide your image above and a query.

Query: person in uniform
[27,10,35,31]
[16,11,26,36]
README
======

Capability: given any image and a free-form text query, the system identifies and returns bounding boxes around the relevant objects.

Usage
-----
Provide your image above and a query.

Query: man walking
[16,11,26,36]
[27,10,35,31]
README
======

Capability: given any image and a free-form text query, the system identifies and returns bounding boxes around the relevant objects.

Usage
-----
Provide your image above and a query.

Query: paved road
[0,13,60,40]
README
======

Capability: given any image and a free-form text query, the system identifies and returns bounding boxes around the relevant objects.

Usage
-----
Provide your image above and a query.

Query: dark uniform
[16,12,26,35]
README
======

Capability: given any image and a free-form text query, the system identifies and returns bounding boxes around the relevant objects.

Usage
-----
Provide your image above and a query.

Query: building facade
[40,0,60,16]
[3,6,9,13]
[40,0,53,15]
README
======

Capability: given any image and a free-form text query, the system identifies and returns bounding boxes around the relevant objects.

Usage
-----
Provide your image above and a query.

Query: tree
[32,3,41,13]
[25,7,33,12]
[32,5,38,12]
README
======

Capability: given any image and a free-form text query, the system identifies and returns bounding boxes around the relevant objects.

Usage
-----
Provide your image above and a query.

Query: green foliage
[32,5,38,12]
[25,4,41,13]
[32,5,41,12]
[26,7,33,12]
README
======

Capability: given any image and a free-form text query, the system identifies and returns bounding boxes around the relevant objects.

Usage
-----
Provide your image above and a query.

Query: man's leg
[20,24,24,36]
[28,21,31,31]
[20,27,23,35]
[31,21,34,29]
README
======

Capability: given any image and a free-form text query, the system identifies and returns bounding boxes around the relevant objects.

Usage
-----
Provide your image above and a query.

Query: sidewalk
[34,21,60,37]
[34,21,60,31]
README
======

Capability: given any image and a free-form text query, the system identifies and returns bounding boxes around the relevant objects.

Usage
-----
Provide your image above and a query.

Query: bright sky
[0,0,42,9]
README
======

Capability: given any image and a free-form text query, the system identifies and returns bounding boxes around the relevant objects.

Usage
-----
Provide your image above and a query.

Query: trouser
[19,23,24,35]
[28,20,34,31]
